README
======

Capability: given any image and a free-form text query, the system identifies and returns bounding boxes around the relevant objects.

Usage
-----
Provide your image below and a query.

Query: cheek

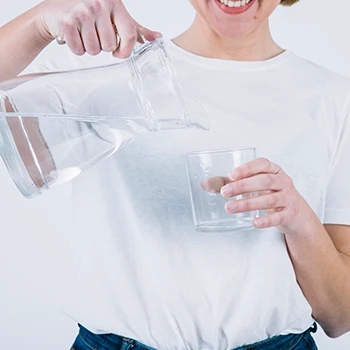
[189,0,210,18]
[189,0,204,11]
[256,0,281,20]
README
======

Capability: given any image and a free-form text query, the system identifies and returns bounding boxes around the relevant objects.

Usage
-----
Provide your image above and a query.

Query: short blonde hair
[280,0,300,5]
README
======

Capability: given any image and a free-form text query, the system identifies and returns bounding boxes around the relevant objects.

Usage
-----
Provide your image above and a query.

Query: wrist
[283,197,319,237]
[30,3,55,45]
[285,210,323,247]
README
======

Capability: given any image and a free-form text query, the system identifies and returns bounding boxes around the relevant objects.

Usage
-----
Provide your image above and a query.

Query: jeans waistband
[76,323,317,350]
[77,324,157,350]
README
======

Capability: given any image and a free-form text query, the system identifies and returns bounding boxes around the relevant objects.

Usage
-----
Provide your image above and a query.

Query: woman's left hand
[220,157,317,235]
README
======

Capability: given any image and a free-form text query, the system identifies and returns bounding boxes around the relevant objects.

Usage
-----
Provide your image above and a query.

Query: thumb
[137,25,162,42]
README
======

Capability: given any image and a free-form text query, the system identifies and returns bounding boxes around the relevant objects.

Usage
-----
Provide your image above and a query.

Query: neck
[173,14,283,61]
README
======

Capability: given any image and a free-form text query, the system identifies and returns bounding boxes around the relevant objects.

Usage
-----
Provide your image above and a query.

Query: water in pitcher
[0,114,132,197]
[0,38,209,198]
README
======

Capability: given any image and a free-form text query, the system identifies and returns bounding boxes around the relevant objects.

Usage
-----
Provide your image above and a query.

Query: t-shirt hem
[278,314,315,336]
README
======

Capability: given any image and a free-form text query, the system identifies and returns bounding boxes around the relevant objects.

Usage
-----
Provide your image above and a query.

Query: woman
[1,0,350,349]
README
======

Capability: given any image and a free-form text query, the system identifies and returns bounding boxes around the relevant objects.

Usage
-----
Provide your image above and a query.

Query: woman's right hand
[36,0,162,58]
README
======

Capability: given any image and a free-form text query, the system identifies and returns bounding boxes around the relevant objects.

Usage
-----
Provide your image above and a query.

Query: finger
[253,211,287,229]
[258,190,274,196]
[230,158,283,181]
[80,22,101,55]
[111,3,137,58]
[65,28,85,56]
[135,28,146,44]
[200,176,231,193]
[221,173,289,198]
[225,192,285,214]
[136,30,145,44]
[95,16,119,52]
[137,25,162,42]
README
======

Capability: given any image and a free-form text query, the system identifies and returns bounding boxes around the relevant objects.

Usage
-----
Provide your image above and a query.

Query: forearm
[285,213,350,337]
[221,158,350,337]
[0,4,52,81]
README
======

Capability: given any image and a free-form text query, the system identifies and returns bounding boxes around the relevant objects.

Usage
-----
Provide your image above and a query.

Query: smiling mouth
[217,0,253,8]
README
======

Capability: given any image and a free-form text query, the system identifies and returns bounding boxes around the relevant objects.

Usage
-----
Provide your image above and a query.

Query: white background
[1,0,350,349]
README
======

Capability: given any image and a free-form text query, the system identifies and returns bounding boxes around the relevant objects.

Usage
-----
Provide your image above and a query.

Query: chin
[207,11,259,39]
[192,0,277,39]
[203,0,261,38]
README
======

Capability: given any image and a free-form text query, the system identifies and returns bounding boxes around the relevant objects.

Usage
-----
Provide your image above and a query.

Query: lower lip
[214,0,257,15]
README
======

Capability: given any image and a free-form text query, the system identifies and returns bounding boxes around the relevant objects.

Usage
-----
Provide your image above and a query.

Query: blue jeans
[70,323,318,350]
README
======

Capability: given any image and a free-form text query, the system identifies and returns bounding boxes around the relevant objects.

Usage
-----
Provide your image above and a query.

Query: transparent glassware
[185,148,258,232]
[0,38,209,198]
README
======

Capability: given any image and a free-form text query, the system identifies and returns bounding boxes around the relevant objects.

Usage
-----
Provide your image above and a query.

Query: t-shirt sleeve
[323,95,350,225]
[21,42,118,74]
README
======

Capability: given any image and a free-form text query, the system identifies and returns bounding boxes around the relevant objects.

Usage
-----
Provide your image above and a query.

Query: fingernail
[230,170,239,180]
[255,219,263,227]
[220,185,230,197]
[226,202,236,213]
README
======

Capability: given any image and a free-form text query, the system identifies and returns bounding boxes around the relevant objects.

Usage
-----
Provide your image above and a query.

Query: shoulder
[288,52,350,97]
[284,52,350,126]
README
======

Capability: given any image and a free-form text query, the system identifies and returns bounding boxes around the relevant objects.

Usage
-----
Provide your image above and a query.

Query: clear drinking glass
[185,148,258,232]
[0,38,209,198]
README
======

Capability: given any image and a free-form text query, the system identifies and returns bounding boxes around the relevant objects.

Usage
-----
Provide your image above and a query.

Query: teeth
[220,0,252,8]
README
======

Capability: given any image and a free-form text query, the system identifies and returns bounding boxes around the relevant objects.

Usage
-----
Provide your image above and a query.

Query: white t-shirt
[22,40,350,350]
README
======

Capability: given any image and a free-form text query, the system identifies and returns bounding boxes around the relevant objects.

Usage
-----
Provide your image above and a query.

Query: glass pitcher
[0,38,209,199]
